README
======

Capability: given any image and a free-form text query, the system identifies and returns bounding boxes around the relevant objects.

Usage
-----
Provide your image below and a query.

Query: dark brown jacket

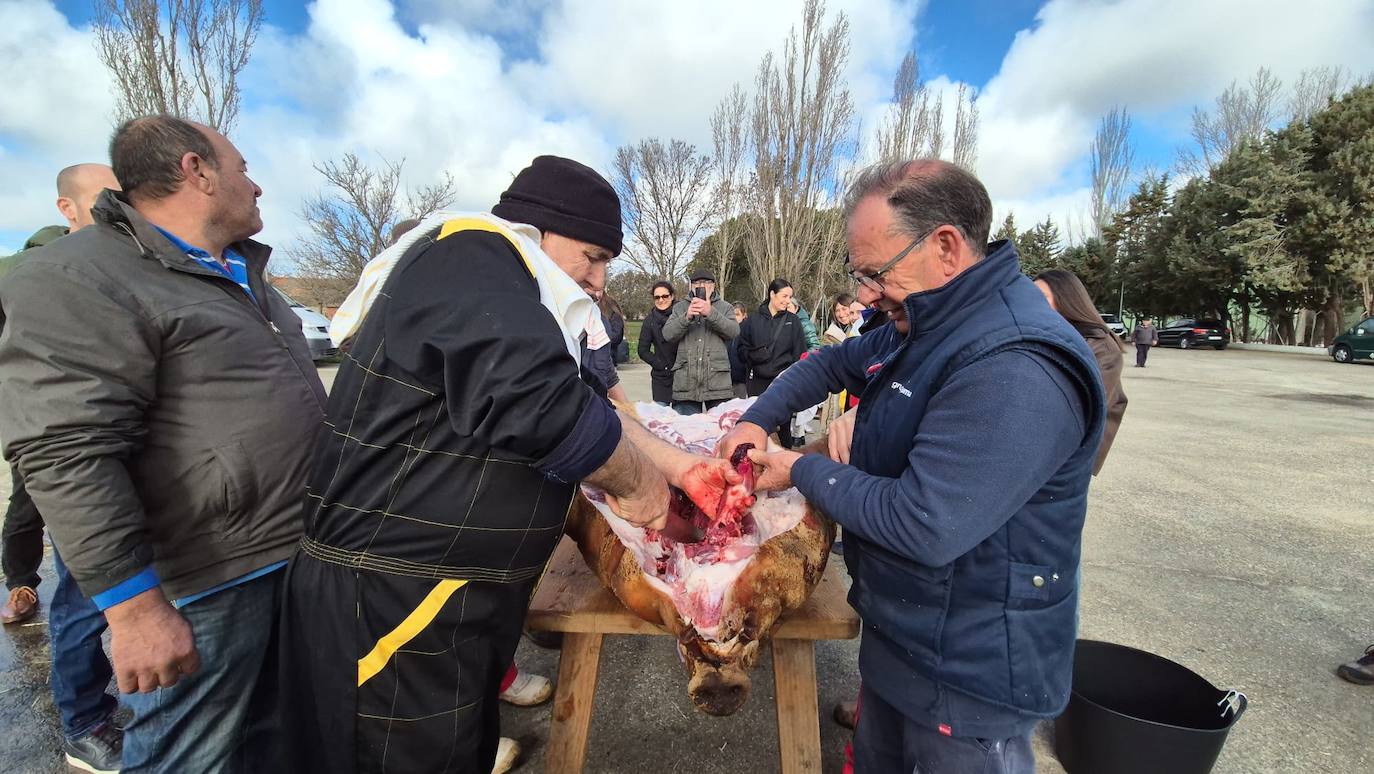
[1080,326,1127,473]
[0,190,326,600]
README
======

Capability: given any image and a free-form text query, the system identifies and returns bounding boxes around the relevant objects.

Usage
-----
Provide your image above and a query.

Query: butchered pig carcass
[565,399,833,716]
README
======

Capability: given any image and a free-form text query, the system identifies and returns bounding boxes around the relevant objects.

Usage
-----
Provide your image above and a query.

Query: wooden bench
[526,537,860,773]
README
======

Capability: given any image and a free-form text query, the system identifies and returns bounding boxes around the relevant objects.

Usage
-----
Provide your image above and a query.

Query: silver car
[276,289,338,361]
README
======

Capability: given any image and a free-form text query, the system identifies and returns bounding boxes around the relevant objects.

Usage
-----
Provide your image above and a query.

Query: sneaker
[833,700,857,729]
[1337,645,1374,685]
[63,722,122,773]
[1,585,39,624]
[500,672,553,706]
[491,736,521,774]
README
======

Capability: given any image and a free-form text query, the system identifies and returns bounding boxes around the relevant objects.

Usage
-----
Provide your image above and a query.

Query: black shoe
[1337,644,1374,685]
[63,722,122,773]
[524,627,564,650]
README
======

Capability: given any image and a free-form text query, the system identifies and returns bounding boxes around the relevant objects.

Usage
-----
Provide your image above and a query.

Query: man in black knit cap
[273,155,738,773]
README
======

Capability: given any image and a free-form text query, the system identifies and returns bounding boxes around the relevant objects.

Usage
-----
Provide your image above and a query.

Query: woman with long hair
[1033,269,1127,474]
[737,279,808,447]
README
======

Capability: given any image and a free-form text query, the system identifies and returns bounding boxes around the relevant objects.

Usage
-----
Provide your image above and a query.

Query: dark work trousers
[746,376,799,449]
[852,687,1035,774]
[1135,343,1151,367]
[2,465,45,590]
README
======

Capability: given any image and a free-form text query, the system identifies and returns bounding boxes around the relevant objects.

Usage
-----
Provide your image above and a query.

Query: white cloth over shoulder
[328,211,596,363]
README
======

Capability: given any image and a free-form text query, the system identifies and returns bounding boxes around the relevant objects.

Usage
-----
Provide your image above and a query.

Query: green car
[1330,316,1374,364]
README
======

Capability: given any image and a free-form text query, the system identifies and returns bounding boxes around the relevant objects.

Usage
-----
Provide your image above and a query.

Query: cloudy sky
[2,0,1373,259]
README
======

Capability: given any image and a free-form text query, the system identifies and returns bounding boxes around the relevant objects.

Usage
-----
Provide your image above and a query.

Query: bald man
[0,163,124,773]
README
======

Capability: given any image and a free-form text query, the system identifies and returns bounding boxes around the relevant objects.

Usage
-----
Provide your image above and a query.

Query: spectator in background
[823,292,861,346]
[637,280,679,405]
[600,292,628,364]
[0,163,127,774]
[0,116,328,772]
[1131,316,1159,367]
[738,278,808,447]
[663,269,739,414]
[729,302,750,399]
[787,296,821,350]
[740,279,808,398]
[1035,269,1128,474]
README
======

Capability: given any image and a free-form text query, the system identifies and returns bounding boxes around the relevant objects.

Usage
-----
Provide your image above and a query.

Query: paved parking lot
[1,346,1371,772]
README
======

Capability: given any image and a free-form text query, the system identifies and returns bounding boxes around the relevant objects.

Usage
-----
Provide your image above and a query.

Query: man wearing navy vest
[720,159,1105,773]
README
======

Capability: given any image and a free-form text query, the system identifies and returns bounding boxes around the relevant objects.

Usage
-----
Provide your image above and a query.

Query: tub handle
[1217,689,1247,721]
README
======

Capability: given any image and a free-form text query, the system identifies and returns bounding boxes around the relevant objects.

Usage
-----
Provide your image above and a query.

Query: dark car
[1158,318,1228,350]
[1329,316,1374,364]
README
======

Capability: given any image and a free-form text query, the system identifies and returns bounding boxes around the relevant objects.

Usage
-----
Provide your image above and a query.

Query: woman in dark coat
[1034,269,1127,474]
[738,279,808,397]
[636,281,679,405]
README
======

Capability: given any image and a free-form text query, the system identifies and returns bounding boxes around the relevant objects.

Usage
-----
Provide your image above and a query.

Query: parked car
[1329,316,1374,364]
[1158,318,1228,350]
[276,288,338,362]
[1100,312,1127,339]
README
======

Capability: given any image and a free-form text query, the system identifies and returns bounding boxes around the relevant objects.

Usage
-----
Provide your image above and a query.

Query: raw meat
[570,399,834,715]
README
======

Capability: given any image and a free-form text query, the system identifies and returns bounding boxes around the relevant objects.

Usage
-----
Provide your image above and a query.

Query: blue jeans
[120,570,281,773]
[853,687,1035,773]
[49,549,116,740]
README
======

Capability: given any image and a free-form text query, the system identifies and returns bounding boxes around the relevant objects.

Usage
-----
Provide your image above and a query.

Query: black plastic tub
[1055,639,1247,774]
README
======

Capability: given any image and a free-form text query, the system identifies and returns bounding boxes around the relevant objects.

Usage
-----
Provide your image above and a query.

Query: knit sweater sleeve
[385,231,620,483]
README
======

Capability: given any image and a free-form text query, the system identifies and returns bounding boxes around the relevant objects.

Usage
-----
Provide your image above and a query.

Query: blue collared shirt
[153,226,256,302]
[90,226,279,611]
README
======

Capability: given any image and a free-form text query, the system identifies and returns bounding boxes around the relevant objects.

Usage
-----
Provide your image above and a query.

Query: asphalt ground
[1,346,1371,772]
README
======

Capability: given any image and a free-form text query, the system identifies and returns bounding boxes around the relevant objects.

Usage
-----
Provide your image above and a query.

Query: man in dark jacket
[637,280,679,404]
[721,160,1105,773]
[276,156,738,773]
[663,269,739,414]
[1132,317,1159,367]
[0,164,129,774]
[0,116,328,772]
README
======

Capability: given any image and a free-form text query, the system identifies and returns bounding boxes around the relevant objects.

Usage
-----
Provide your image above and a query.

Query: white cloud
[519,0,917,149]
[975,0,1374,201]
[11,0,1373,269]
[0,0,116,234]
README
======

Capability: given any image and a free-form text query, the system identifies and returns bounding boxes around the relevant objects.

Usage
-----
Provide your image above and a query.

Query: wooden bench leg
[545,632,603,774]
[772,638,822,774]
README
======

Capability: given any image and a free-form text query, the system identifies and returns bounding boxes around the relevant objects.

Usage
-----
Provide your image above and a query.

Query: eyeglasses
[847,228,935,293]
[652,294,672,300]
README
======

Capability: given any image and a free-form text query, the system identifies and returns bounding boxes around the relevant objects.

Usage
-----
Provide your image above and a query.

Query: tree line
[1004,71,1371,346]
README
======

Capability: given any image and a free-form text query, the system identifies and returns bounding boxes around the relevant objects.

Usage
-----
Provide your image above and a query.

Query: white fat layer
[583,400,807,641]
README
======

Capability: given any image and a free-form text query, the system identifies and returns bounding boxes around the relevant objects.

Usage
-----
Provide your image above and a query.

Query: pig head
[565,492,833,716]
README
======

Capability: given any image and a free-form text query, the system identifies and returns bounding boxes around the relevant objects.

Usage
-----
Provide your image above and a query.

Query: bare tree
[1176,67,1284,175]
[950,83,980,171]
[611,139,717,283]
[872,53,978,171]
[1289,66,1350,122]
[1089,106,1134,238]
[93,0,263,131]
[291,154,458,292]
[707,84,750,292]
[744,0,857,301]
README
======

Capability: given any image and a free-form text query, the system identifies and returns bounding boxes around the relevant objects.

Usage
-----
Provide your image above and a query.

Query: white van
[275,288,338,361]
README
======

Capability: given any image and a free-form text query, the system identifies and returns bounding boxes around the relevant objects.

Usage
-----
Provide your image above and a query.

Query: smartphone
[692,287,707,301]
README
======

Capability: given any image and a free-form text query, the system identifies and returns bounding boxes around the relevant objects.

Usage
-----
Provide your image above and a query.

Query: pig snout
[688,667,752,716]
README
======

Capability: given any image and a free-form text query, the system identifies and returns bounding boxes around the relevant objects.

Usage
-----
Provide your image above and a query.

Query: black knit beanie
[492,155,623,256]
